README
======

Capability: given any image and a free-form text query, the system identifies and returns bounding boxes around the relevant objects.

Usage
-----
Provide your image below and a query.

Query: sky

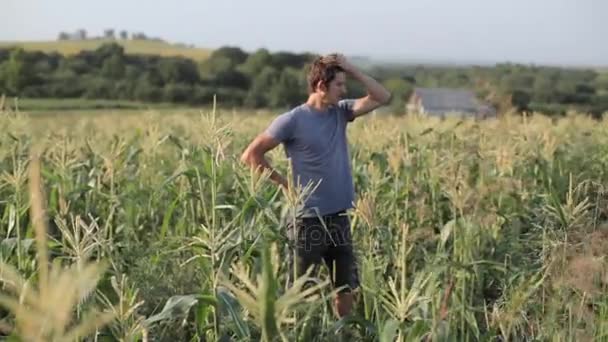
[1,0,606,67]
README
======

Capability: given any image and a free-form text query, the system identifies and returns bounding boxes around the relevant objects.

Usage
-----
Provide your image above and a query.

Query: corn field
[1,104,608,341]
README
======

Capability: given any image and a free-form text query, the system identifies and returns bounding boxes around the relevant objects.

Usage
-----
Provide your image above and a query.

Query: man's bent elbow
[369,91,392,107]
[380,91,392,105]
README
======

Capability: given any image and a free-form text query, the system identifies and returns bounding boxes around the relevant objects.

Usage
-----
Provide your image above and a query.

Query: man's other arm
[240,133,289,189]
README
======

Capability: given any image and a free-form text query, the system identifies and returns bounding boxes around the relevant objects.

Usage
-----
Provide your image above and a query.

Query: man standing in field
[240,53,391,317]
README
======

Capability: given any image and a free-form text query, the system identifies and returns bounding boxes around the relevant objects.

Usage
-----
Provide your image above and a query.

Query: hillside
[0,39,212,61]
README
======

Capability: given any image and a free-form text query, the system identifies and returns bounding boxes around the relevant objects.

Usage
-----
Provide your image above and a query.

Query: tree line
[0,42,607,116]
[57,29,170,44]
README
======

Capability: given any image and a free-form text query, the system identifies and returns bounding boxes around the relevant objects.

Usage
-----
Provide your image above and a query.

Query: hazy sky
[2,0,606,66]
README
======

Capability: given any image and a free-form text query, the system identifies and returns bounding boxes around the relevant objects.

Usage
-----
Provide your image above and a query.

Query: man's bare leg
[334,292,354,318]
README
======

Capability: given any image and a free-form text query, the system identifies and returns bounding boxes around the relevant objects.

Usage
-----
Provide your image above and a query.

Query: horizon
[2,0,606,68]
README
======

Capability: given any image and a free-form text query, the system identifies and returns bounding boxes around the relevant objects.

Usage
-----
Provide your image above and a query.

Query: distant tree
[76,29,87,40]
[238,48,272,76]
[268,67,303,108]
[595,72,608,91]
[511,89,531,111]
[83,77,114,99]
[0,49,11,62]
[555,80,576,96]
[199,47,249,88]
[58,32,69,40]
[213,70,249,89]
[138,70,164,87]
[57,57,90,75]
[244,66,279,108]
[132,32,148,40]
[163,83,193,102]
[103,29,115,40]
[101,54,125,79]
[113,80,135,100]
[200,46,248,77]
[575,83,595,95]
[592,95,608,116]
[209,46,248,65]
[500,73,535,91]
[119,30,128,40]
[71,43,126,69]
[199,56,232,78]
[271,51,314,70]
[96,43,124,58]
[383,78,413,114]
[0,66,5,94]
[0,37,599,114]
[133,80,162,102]
[532,76,554,103]
[441,70,470,88]
[123,65,139,81]
[1,49,36,94]
[190,86,216,104]
[158,57,200,85]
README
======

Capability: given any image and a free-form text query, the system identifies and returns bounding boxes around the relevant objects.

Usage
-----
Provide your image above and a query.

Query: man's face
[320,72,347,105]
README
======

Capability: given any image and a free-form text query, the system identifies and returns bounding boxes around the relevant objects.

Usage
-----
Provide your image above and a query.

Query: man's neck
[305,94,331,112]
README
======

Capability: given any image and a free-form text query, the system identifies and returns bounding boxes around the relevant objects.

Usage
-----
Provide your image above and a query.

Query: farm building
[406,87,496,119]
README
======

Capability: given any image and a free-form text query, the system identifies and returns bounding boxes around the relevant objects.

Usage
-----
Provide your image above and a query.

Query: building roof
[413,87,479,113]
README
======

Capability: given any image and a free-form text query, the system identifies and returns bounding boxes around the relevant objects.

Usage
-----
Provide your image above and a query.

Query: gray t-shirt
[265,100,357,218]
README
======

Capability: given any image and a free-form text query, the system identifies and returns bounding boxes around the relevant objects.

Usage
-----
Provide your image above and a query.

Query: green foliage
[382,78,413,114]
[101,54,126,80]
[1,49,36,94]
[0,42,606,115]
[1,108,608,340]
[157,57,199,85]
[511,89,531,111]
[371,62,608,116]
[238,48,273,76]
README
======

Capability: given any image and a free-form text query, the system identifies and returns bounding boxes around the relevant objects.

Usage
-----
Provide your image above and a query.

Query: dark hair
[306,55,344,94]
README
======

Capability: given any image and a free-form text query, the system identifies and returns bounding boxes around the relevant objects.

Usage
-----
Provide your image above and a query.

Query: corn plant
[0,105,607,340]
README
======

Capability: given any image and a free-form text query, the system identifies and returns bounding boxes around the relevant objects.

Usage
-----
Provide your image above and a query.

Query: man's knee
[334,292,354,317]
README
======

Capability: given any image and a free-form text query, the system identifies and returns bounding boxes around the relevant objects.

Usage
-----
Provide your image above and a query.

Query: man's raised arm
[327,54,392,118]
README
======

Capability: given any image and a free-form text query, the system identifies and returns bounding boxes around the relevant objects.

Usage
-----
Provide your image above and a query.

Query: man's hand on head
[321,53,356,74]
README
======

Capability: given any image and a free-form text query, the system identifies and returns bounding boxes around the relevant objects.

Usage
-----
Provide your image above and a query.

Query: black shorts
[286,211,360,293]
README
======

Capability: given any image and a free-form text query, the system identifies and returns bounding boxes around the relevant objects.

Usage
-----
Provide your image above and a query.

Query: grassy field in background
[0,97,270,119]
[0,106,607,341]
[0,39,212,60]
[0,97,185,113]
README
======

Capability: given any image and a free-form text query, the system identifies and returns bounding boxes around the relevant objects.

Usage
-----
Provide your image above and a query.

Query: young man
[240,54,391,317]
